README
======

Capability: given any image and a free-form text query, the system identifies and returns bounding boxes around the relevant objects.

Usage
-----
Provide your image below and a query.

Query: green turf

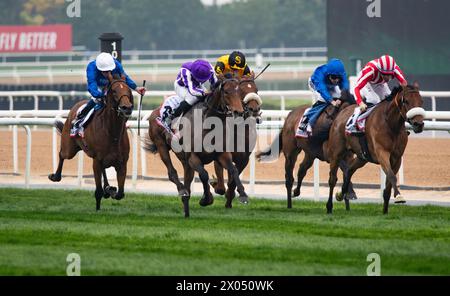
[0,188,448,275]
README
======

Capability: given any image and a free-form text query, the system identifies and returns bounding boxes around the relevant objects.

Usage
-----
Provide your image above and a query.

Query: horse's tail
[54,119,64,136]
[256,129,282,162]
[141,133,158,154]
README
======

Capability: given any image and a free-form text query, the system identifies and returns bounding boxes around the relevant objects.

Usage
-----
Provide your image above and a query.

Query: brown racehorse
[48,73,134,211]
[326,85,425,214]
[257,90,358,209]
[143,76,246,217]
[210,74,262,208]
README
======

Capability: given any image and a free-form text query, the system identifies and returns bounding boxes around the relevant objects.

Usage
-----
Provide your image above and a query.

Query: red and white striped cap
[377,55,396,74]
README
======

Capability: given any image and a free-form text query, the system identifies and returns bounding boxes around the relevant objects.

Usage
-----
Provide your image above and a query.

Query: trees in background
[0,0,325,50]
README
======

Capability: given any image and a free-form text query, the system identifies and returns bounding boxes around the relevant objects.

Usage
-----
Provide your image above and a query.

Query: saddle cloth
[346,105,377,133]
[158,94,183,132]
[295,107,311,138]
[75,102,103,128]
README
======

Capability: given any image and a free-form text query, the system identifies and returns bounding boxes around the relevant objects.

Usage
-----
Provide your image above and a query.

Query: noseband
[394,88,421,124]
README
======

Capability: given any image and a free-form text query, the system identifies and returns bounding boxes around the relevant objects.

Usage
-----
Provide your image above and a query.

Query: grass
[0,188,449,276]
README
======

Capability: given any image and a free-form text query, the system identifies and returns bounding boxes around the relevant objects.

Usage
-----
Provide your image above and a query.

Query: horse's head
[393,85,425,133]
[105,73,134,118]
[239,73,262,122]
[210,74,245,117]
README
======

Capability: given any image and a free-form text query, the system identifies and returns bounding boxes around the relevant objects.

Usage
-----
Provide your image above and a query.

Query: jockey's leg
[346,107,361,133]
[71,99,96,137]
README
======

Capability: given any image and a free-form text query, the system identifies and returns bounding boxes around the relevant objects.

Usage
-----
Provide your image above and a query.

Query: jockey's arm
[393,64,407,87]
[311,68,333,103]
[182,69,205,97]
[243,65,252,77]
[115,60,138,91]
[86,63,105,100]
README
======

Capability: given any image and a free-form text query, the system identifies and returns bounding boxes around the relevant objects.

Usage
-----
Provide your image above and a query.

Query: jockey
[157,59,217,133]
[70,52,146,137]
[215,51,252,78]
[346,54,407,133]
[297,58,349,136]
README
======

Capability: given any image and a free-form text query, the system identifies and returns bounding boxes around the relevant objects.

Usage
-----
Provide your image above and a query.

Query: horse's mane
[391,84,416,96]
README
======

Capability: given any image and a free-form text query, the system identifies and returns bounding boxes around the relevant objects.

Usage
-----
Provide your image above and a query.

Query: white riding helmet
[95,52,116,71]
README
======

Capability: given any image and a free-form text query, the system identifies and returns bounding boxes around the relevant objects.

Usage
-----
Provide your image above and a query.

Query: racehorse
[326,85,425,214]
[48,73,133,211]
[143,75,247,217]
[210,74,262,208]
[257,90,358,209]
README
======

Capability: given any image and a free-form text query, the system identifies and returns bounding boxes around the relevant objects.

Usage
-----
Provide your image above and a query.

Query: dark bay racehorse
[210,74,262,208]
[326,85,425,214]
[143,76,247,217]
[257,90,357,209]
[49,73,133,210]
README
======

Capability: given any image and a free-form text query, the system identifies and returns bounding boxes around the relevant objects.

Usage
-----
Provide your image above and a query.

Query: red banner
[0,24,72,53]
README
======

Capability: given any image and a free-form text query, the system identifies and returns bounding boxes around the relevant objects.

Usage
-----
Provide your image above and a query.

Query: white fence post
[313,159,320,201]
[24,125,31,188]
[77,152,84,187]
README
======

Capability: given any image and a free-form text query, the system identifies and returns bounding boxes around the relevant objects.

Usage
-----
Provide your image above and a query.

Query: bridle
[106,79,133,118]
[206,78,239,116]
[393,87,420,124]
[238,77,261,118]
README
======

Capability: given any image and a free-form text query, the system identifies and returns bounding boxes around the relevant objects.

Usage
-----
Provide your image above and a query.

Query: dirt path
[1,129,449,188]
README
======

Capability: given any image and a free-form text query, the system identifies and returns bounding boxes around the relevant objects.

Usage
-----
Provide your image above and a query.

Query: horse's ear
[120,73,126,81]
[250,70,255,79]
[217,73,225,81]
[413,81,420,90]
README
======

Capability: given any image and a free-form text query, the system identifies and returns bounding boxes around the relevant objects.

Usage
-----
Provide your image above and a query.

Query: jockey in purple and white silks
[157,59,217,132]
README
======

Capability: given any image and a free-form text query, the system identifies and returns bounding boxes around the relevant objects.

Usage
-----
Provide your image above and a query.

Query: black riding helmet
[229,51,246,70]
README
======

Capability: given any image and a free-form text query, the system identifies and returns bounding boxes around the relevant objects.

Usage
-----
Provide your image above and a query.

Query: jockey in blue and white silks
[70,52,146,138]
[298,58,349,136]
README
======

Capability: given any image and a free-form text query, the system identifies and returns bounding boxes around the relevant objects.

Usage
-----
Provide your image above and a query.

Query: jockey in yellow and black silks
[215,51,252,78]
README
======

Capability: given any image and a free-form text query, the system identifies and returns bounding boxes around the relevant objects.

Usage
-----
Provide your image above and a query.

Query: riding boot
[73,99,96,125]
[70,99,96,137]
[171,100,192,119]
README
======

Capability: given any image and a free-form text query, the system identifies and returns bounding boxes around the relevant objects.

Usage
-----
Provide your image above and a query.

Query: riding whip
[138,80,146,136]
[254,63,271,80]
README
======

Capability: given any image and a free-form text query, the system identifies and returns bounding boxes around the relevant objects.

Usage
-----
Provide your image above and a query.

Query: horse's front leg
[218,152,248,205]
[92,159,104,211]
[210,161,226,195]
[102,169,117,199]
[188,153,214,207]
[376,149,403,213]
[114,163,127,200]
[224,157,249,208]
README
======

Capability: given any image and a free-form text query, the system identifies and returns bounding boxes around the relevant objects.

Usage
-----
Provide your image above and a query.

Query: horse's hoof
[215,188,226,195]
[199,195,214,207]
[345,192,358,200]
[113,192,124,200]
[394,195,406,204]
[293,188,300,197]
[48,174,61,182]
[335,191,343,202]
[239,195,249,205]
[225,203,232,209]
